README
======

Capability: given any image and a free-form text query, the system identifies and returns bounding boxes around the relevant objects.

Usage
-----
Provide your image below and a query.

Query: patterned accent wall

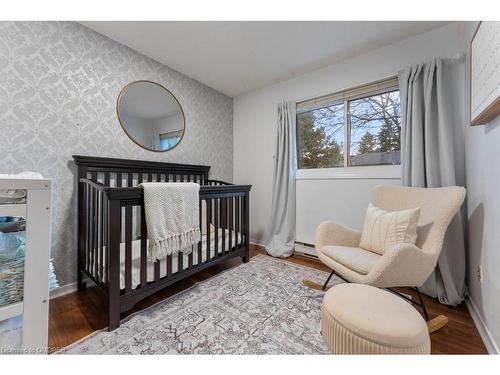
[0,22,233,286]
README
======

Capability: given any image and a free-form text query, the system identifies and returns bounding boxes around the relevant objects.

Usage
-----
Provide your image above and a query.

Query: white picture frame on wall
[470,21,500,126]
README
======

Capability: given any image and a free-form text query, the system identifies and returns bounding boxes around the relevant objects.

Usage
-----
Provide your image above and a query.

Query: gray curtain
[399,58,467,306]
[265,101,297,258]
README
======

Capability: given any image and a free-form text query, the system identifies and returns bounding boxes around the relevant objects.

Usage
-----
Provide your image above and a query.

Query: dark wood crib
[73,155,251,331]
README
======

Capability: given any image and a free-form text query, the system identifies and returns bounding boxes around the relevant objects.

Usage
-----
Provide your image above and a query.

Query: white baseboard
[466,297,499,354]
[250,238,265,247]
[294,243,317,257]
[49,282,77,299]
[250,240,319,258]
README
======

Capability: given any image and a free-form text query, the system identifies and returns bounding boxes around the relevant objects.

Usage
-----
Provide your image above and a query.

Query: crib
[73,155,251,331]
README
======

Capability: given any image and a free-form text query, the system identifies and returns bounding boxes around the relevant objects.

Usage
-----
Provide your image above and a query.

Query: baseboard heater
[295,241,318,258]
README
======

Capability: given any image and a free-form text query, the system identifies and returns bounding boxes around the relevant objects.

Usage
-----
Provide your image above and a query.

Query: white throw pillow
[359,203,420,255]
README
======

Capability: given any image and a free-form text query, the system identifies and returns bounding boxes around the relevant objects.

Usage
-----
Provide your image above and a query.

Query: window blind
[296,76,399,113]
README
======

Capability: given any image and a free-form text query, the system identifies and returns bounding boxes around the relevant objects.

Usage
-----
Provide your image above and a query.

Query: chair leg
[414,288,429,321]
[302,270,338,291]
[414,287,448,333]
[322,271,335,291]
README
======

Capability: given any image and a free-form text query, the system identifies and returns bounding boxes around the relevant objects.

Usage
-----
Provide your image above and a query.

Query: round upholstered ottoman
[321,284,430,354]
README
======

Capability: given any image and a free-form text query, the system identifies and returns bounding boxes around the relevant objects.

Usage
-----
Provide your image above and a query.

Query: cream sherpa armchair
[305,185,466,332]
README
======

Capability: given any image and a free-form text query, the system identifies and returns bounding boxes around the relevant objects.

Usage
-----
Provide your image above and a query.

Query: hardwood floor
[48,244,487,354]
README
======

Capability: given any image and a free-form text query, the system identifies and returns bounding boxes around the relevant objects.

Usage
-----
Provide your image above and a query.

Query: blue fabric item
[0,232,24,256]
[0,231,59,308]
[0,216,15,223]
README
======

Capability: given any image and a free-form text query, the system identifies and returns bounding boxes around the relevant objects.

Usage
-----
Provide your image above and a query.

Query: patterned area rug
[64,255,342,354]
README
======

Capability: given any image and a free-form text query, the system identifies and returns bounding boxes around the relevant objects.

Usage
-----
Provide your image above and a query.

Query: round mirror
[117,80,185,152]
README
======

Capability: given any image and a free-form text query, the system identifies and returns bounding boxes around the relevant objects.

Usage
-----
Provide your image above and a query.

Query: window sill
[296,165,401,180]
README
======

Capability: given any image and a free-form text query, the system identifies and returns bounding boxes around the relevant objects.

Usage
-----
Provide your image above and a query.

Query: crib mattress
[100,229,242,290]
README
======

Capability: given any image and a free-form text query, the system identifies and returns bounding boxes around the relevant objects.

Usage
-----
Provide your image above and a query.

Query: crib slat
[154,260,160,281]
[221,198,226,255]
[87,184,91,274]
[214,199,219,258]
[85,184,90,272]
[90,173,97,280]
[127,173,133,187]
[140,203,147,288]
[94,184,99,278]
[89,186,94,278]
[104,172,110,187]
[198,198,203,265]
[104,195,109,288]
[94,186,99,280]
[188,248,193,269]
[166,254,172,277]
[125,206,132,292]
[100,192,105,285]
[235,196,240,249]
[167,254,172,277]
[116,172,122,187]
[107,199,121,330]
[229,197,233,251]
[244,195,249,250]
[178,251,184,271]
[206,199,211,261]
[92,186,97,279]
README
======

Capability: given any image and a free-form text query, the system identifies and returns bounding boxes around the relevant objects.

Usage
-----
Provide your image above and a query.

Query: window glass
[296,79,400,170]
[296,103,344,169]
[160,135,181,150]
[349,90,401,166]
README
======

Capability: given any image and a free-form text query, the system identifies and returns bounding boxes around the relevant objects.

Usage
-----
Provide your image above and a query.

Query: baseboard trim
[294,242,317,257]
[466,297,499,354]
[250,240,319,258]
[50,282,78,299]
[250,239,265,247]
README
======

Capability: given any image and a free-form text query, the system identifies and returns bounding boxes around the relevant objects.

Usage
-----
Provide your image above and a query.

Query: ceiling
[81,21,451,97]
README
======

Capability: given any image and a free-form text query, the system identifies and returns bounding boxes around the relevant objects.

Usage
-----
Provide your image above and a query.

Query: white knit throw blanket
[139,182,201,261]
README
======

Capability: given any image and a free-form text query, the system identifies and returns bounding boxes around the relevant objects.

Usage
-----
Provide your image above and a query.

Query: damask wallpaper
[0,21,234,286]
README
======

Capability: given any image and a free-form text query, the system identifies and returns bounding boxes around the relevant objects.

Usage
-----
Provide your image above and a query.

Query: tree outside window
[296,83,401,169]
[349,90,401,166]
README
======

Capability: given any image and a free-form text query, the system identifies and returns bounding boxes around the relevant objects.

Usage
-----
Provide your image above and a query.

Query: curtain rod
[292,53,465,106]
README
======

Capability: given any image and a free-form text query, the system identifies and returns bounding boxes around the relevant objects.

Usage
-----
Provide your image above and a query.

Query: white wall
[462,22,500,353]
[152,113,184,135]
[233,23,464,244]
[296,176,400,245]
[121,113,154,147]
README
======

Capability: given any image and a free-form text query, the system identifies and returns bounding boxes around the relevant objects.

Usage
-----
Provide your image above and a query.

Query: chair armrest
[315,221,362,249]
[367,243,438,288]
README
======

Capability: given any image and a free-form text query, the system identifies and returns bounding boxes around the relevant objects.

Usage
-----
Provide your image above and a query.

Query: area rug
[64,255,343,354]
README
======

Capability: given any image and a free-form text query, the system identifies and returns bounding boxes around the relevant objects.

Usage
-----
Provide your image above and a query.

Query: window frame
[295,77,401,177]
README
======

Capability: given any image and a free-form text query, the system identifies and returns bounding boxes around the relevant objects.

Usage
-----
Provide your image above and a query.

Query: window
[296,78,400,169]
[159,130,183,150]
[296,103,344,169]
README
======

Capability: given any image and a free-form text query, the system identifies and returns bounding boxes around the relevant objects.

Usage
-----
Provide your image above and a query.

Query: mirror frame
[116,80,186,153]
